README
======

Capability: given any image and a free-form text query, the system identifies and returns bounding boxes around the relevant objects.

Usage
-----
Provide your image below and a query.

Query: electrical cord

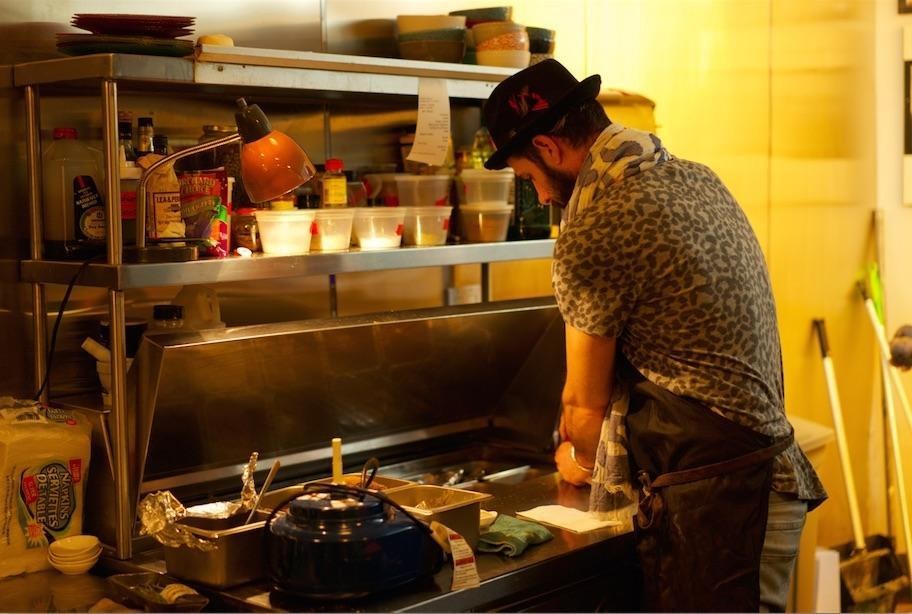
[33,255,100,401]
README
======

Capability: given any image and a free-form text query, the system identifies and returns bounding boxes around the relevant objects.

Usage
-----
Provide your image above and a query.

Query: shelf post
[25,85,48,401]
[102,78,133,560]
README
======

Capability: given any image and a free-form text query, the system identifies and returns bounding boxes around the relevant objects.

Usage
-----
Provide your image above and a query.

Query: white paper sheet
[516,505,621,533]
[406,78,451,167]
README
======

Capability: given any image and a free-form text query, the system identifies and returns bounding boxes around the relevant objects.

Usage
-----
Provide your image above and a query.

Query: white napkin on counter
[516,505,621,533]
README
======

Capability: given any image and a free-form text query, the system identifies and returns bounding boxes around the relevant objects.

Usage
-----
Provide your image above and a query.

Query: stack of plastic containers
[458,168,514,242]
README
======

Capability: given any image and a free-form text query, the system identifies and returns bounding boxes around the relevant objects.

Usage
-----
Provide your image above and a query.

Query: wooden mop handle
[813,319,867,550]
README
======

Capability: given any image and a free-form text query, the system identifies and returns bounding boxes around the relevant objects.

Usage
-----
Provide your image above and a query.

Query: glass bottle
[470,126,495,169]
[153,134,169,156]
[135,116,154,159]
[321,158,347,208]
[118,120,136,163]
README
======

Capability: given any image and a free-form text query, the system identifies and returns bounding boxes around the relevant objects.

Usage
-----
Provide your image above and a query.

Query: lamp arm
[136,132,242,248]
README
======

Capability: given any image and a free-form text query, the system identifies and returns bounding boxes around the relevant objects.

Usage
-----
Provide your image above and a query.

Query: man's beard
[541,164,577,208]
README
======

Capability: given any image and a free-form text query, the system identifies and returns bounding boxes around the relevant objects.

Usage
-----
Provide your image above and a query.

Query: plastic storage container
[42,127,106,258]
[459,204,513,242]
[402,206,452,246]
[310,208,354,252]
[460,168,514,205]
[352,208,405,250]
[255,209,315,255]
[395,175,452,207]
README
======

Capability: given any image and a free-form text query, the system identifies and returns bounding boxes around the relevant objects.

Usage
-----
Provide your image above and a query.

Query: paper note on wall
[406,78,450,167]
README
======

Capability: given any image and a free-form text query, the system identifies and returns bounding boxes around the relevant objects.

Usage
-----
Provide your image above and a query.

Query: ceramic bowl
[449,6,513,28]
[398,28,465,43]
[49,556,99,575]
[49,545,102,562]
[471,21,525,47]
[396,14,466,35]
[398,39,466,64]
[476,49,531,69]
[49,535,100,558]
[526,27,556,54]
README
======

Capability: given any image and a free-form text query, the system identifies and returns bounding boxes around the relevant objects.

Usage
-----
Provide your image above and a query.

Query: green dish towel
[477,514,553,557]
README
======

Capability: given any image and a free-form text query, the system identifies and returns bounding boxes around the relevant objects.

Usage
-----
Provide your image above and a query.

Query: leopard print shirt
[553,157,827,504]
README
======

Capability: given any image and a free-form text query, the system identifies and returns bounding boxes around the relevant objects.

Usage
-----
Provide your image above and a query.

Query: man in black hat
[483,59,826,611]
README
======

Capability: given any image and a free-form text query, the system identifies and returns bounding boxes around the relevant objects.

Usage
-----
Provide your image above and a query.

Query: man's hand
[555,441,592,486]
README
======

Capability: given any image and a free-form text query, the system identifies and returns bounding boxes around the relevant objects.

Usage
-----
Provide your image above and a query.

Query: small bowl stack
[527,26,556,65]
[48,535,102,575]
[396,15,467,63]
[471,20,530,69]
[448,6,513,64]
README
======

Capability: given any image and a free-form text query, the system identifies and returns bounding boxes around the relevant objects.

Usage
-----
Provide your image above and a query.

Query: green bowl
[449,6,512,27]
[397,28,466,43]
[398,39,466,64]
[526,27,556,54]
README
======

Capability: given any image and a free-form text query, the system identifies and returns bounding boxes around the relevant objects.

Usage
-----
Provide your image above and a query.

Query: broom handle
[814,319,867,550]
[861,295,912,431]
[881,356,912,582]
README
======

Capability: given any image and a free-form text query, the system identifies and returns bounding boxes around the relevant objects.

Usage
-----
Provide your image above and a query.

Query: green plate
[57,34,193,58]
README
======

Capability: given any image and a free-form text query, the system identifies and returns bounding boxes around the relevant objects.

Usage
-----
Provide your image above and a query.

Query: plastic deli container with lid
[459,204,512,243]
[310,208,354,252]
[459,168,514,205]
[352,208,405,250]
[254,209,315,255]
[395,175,452,208]
[402,206,452,246]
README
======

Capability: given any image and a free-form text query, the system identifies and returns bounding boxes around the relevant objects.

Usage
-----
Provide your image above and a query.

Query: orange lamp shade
[240,131,316,203]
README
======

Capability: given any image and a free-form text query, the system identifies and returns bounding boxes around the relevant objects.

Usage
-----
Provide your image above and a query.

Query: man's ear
[531,134,562,166]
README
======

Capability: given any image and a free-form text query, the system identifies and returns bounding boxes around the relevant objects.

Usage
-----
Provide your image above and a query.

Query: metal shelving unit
[16,50,550,562]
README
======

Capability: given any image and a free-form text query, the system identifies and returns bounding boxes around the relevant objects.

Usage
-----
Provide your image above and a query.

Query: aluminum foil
[239,451,259,510]
[137,491,216,551]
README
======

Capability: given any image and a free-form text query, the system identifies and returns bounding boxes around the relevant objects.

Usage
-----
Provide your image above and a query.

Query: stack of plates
[57,14,196,57]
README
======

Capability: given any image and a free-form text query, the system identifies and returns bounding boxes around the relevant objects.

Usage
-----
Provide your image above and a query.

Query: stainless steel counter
[0,473,638,612]
[119,472,638,612]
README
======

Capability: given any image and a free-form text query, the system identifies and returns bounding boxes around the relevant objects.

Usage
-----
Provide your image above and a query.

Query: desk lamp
[126,98,315,262]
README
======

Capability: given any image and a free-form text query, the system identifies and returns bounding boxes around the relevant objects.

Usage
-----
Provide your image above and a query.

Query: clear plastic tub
[395,175,452,207]
[352,207,405,250]
[255,210,315,255]
[459,204,512,243]
[310,208,354,252]
[460,168,514,205]
[402,206,452,246]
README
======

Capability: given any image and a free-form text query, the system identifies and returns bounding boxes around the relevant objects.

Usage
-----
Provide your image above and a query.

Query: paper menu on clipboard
[406,78,451,168]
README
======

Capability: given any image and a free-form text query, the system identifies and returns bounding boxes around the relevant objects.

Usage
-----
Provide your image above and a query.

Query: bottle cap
[138,117,154,128]
[325,158,344,172]
[53,127,78,139]
[153,304,183,321]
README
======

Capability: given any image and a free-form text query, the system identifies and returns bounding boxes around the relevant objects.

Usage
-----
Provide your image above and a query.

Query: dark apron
[619,359,793,612]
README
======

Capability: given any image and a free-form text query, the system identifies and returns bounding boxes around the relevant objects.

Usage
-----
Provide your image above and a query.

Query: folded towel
[516,504,621,533]
[477,514,552,557]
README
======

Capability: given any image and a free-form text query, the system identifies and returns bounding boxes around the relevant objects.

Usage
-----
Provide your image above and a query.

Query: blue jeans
[759,492,808,612]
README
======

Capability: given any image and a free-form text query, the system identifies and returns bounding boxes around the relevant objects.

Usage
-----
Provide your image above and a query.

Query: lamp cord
[33,255,98,401]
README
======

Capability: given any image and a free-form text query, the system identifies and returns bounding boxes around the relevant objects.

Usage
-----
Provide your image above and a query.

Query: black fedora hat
[483,59,601,170]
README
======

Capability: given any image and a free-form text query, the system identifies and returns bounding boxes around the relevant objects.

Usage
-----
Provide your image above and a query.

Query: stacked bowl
[527,26,556,65]
[48,535,102,575]
[396,15,467,63]
[448,6,513,64]
[472,20,529,68]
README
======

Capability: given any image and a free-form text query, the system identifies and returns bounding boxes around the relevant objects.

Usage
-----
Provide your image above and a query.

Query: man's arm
[555,324,617,485]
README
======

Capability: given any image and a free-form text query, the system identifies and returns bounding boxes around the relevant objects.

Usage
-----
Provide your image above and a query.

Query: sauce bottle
[321,158,347,208]
[42,127,106,259]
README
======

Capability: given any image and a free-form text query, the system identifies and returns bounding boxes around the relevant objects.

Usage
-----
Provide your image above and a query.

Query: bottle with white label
[42,127,106,259]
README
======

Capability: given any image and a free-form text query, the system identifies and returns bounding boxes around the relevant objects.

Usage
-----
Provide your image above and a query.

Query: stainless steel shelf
[21,240,555,290]
[13,47,516,100]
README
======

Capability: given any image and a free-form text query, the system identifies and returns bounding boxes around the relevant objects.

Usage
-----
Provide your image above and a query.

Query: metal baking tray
[385,484,493,549]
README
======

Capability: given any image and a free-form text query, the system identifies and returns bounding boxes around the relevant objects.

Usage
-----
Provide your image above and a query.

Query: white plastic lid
[254,209,316,220]
[461,168,514,178]
[402,206,453,215]
[314,208,355,219]
[461,203,513,212]
[353,207,406,218]
[395,174,452,183]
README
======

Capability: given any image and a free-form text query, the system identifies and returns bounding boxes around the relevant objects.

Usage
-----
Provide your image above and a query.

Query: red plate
[71,14,195,37]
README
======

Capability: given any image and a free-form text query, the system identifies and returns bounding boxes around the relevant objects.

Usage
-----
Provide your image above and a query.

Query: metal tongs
[360,457,380,490]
